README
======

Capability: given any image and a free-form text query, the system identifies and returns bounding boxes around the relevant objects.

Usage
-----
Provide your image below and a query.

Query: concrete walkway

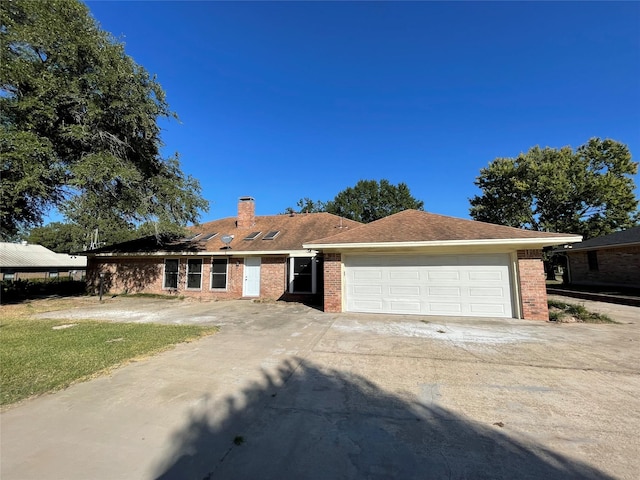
[1,297,639,479]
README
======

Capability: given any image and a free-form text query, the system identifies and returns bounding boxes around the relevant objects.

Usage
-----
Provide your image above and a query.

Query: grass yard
[0,299,217,407]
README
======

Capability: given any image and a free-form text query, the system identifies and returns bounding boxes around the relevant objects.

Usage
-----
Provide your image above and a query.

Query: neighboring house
[561,226,640,289]
[85,197,581,321]
[0,242,87,281]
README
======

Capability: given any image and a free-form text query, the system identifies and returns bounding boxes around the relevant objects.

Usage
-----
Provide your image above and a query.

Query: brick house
[86,197,362,305]
[86,197,581,321]
[561,226,640,289]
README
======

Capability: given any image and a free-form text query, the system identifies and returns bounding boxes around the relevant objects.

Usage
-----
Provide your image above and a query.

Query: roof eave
[85,248,317,257]
[303,236,583,250]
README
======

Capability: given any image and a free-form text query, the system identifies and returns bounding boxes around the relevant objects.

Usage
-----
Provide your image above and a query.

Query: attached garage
[304,210,582,321]
[344,253,513,317]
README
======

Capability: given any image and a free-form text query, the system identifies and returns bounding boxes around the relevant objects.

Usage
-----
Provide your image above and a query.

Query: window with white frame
[49,271,59,278]
[289,257,315,294]
[186,258,203,289]
[163,259,179,289]
[211,258,228,289]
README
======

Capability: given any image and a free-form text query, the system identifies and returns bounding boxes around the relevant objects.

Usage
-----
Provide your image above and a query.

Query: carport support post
[99,272,104,301]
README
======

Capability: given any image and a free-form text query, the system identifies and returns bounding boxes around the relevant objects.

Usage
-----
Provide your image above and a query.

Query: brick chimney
[237,196,256,228]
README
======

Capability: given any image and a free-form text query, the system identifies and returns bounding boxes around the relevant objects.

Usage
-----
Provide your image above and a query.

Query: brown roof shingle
[190,212,362,252]
[307,210,579,245]
[88,213,363,254]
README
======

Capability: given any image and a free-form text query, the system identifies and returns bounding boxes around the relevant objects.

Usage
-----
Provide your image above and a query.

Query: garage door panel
[469,271,504,281]
[389,270,420,280]
[345,254,513,318]
[389,301,422,313]
[428,286,461,297]
[469,287,504,297]
[389,285,421,296]
[353,285,383,295]
[428,271,460,281]
[353,270,382,280]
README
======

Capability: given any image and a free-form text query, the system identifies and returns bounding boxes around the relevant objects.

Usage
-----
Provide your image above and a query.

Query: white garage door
[344,254,513,318]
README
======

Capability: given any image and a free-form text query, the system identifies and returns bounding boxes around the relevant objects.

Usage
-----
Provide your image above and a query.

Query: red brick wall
[87,255,290,301]
[568,246,640,288]
[261,256,287,298]
[517,250,549,321]
[323,253,342,312]
[87,258,164,295]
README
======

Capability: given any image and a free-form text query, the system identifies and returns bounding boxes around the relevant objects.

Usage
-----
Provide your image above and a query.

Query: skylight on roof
[243,231,262,240]
[263,230,280,240]
[201,232,218,241]
[184,233,202,241]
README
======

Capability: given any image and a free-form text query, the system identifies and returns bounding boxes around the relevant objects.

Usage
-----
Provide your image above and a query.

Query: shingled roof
[187,212,362,252]
[87,213,362,255]
[565,225,640,252]
[305,210,581,248]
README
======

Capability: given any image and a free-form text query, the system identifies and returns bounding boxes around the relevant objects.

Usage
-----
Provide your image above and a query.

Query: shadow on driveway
[154,358,611,480]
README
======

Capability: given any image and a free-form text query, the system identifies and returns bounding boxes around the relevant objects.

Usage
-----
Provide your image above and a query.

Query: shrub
[0,278,86,304]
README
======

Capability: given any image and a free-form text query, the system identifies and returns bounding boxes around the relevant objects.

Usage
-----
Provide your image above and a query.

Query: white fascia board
[88,249,317,258]
[303,236,583,251]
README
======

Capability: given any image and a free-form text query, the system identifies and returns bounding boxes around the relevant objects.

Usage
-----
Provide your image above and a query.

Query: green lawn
[0,304,217,406]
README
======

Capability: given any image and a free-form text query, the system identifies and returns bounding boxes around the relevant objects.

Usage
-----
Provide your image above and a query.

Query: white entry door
[243,257,261,297]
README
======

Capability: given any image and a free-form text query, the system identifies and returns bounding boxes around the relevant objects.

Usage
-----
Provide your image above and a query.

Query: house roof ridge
[305,209,582,245]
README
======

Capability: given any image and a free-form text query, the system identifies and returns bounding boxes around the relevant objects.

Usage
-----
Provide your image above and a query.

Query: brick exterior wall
[86,254,320,303]
[568,246,640,288]
[260,256,287,298]
[517,249,549,321]
[323,253,342,313]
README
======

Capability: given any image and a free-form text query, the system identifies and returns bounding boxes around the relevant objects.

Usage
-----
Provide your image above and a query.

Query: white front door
[243,257,261,297]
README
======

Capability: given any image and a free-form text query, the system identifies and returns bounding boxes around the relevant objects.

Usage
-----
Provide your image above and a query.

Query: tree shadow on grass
[153,358,613,480]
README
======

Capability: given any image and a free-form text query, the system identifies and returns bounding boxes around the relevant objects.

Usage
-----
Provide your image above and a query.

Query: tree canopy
[0,0,208,240]
[285,179,424,223]
[469,138,639,239]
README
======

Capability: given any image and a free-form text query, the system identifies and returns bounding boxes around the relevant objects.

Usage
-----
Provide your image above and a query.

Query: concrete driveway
[1,296,638,480]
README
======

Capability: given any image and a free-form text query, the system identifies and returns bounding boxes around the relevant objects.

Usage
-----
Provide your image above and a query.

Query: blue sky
[84,0,640,223]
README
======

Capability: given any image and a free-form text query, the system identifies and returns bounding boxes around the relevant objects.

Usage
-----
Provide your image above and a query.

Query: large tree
[0,0,208,240]
[470,138,639,239]
[286,179,424,223]
[27,219,142,253]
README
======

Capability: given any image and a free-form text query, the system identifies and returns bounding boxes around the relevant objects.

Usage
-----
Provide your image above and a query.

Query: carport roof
[0,242,87,268]
[305,210,582,249]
